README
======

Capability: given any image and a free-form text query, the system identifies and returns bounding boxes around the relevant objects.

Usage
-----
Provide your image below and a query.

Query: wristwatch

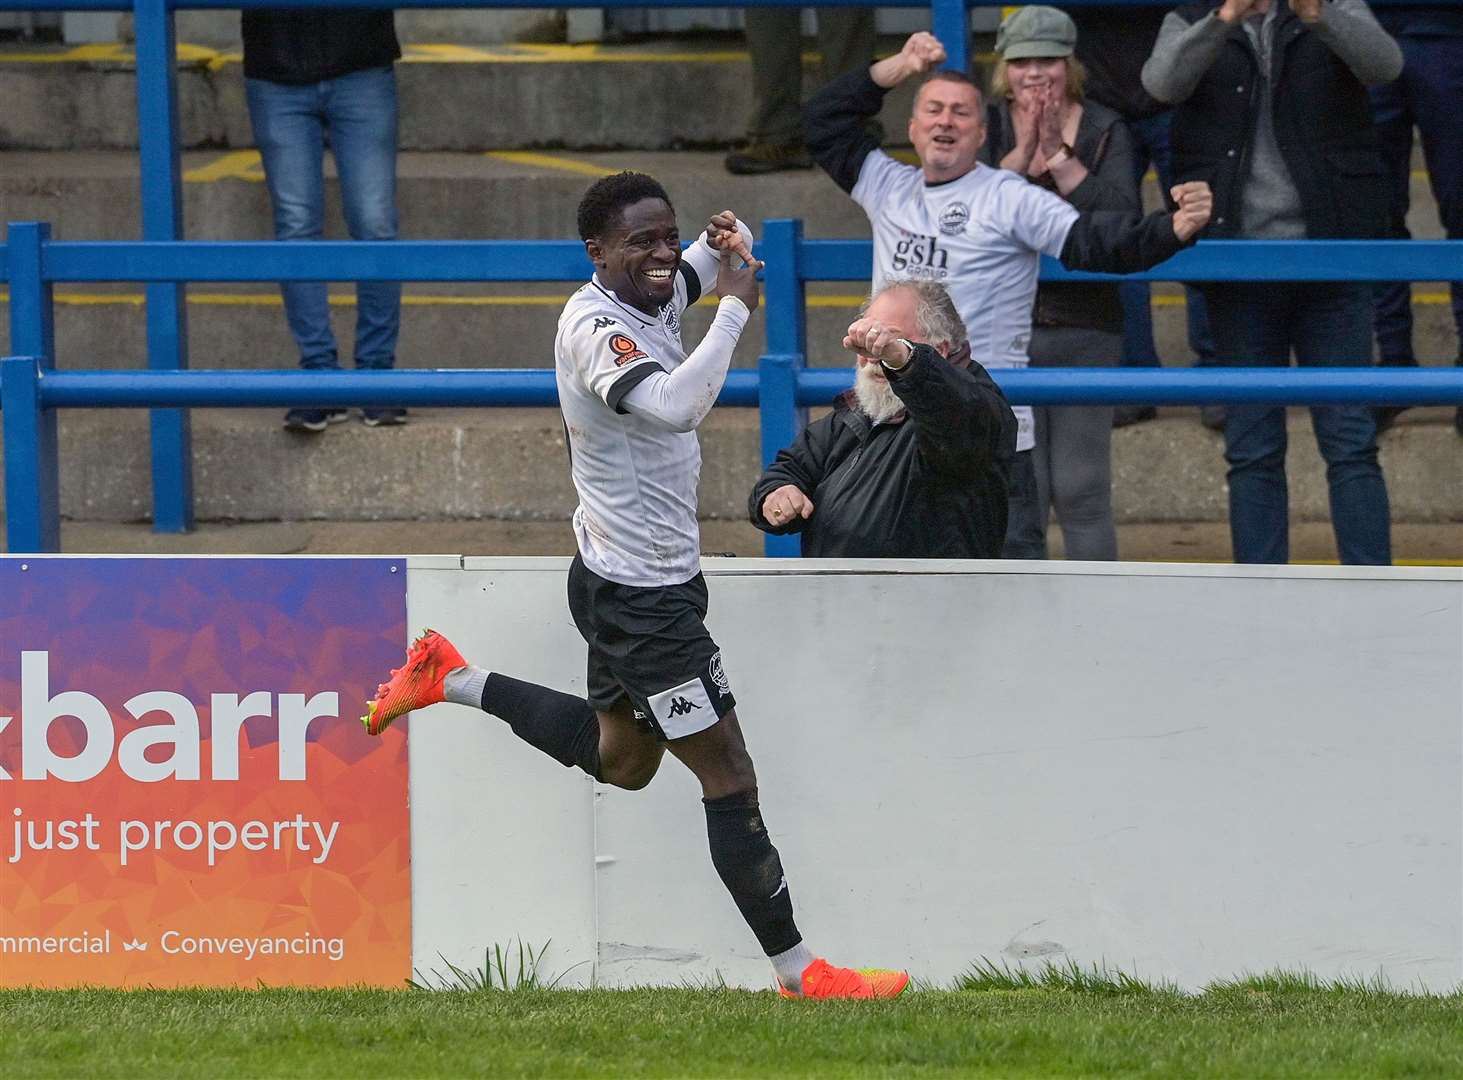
[1047,142,1076,168]
[882,339,917,372]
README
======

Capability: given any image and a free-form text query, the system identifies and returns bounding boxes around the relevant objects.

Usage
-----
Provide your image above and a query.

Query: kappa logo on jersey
[708,651,730,697]
[938,203,971,236]
[891,232,950,279]
[592,316,617,333]
[609,333,649,366]
[666,696,702,718]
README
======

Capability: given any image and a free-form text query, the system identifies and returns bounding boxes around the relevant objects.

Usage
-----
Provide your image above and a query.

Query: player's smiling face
[909,77,986,183]
[589,197,681,316]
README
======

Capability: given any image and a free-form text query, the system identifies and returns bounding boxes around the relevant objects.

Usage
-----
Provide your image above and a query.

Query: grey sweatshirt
[1142,0,1402,238]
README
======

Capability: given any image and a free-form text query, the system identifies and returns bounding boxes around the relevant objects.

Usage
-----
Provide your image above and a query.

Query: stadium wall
[3,556,1459,991]
[411,558,1463,993]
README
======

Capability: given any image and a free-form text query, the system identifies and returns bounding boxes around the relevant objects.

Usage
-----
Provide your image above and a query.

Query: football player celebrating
[363,172,909,1000]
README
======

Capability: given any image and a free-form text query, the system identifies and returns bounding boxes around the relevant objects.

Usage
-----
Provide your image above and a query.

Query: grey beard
[853,365,905,424]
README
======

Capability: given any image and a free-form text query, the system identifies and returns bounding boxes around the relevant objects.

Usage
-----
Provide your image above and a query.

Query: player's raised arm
[618,244,756,433]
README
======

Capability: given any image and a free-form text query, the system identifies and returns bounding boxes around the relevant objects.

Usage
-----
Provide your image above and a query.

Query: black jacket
[749,344,1017,559]
[242,10,401,85]
[804,70,1189,274]
[982,99,1140,333]
[1168,2,1388,239]
[1069,6,1172,121]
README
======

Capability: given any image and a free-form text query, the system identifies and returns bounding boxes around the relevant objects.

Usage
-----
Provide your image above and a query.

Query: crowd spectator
[242,8,406,431]
[1366,2,1463,436]
[724,10,875,175]
[750,281,1016,557]
[1066,3,1221,431]
[1143,0,1402,565]
[805,30,1211,559]
[981,6,1138,560]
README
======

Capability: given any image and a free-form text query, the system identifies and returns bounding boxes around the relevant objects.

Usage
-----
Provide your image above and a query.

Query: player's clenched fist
[872,31,947,88]
[761,483,815,526]
[707,210,762,270]
[1170,181,1213,242]
[843,317,914,367]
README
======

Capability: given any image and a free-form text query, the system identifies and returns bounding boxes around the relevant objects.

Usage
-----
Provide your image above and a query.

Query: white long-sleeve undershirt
[619,295,750,432]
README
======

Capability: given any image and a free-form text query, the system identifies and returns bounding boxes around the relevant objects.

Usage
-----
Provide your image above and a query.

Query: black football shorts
[567,553,736,740]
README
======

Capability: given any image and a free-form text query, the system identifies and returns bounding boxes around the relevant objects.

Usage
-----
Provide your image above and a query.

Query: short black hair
[577,171,673,242]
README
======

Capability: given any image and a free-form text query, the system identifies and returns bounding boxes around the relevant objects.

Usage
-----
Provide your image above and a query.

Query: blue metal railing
[4,221,1463,555]
[1,0,1461,552]
[3,0,1444,535]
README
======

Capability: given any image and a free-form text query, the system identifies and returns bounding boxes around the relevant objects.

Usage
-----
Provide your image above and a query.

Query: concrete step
[3,150,1457,369]
[1,148,1446,242]
[28,516,1463,566]
[0,40,922,152]
[4,284,1460,376]
[1,405,1458,525]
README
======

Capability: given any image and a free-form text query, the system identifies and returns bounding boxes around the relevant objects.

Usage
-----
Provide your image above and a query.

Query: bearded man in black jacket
[750,280,1017,559]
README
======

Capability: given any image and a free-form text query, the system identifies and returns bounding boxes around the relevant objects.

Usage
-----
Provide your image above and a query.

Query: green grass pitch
[6,969,1463,1078]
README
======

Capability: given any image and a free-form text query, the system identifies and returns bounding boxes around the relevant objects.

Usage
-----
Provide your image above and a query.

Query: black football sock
[478,672,602,781]
[704,788,803,957]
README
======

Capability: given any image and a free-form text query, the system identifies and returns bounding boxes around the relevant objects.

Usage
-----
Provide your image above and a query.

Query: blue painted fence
[4,221,1463,554]
[0,0,1461,553]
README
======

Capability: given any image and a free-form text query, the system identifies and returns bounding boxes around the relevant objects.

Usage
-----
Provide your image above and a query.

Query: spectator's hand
[871,31,947,88]
[844,317,915,367]
[1170,181,1213,242]
[716,242,760,312]
[1036,87,1066,160]
[1288,0,1321,23]
[1002,85,1043,174]
[706,210,762,270]
[1217,0,1266,24]
[762,484,815,526]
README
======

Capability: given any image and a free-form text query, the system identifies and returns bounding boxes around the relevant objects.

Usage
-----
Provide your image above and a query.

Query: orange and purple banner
[0,558,410,987]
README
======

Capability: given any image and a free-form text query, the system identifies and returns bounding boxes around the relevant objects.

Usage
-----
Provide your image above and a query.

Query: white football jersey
[851,152,1080,452]
[554,253,720,588]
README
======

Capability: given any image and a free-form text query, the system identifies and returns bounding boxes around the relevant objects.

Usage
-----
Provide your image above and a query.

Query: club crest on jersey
[661,304,680,337]
[708,651,730,697]
[609,333,648,366]
[938,203,971,236]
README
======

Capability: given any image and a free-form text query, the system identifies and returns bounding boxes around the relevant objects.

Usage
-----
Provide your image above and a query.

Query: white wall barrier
[3,556,1459,990]
[410,558,1463,993]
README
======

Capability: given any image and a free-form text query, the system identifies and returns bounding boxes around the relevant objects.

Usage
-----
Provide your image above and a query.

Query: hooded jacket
[749,343,1017,559]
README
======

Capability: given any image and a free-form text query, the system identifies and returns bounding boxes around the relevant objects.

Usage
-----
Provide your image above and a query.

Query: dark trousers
[1001,449,1046,559]
[742,8,875,145]
[1205,282,1391,566]
[1369,33,1463,366]
[1118,111,1215,368]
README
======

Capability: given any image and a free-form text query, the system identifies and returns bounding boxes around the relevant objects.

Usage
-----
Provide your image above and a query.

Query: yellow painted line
[0,290,1452,309]
[183,150,264,184]
[1146,168,1431,182]
[0,40,867,66]
[485,151,619,179]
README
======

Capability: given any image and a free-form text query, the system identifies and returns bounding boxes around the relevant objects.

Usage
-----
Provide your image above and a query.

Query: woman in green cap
[983,5,1141,561]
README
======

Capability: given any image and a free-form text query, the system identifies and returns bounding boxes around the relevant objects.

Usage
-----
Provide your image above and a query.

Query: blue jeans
[1205,282,1391,565]
[245,66,401,371]
[1119,112,1214,368]
[1368,33,1463,365]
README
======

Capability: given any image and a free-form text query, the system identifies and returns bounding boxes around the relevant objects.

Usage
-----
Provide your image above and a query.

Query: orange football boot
[361,629,466,736]
[778,958,911,1000]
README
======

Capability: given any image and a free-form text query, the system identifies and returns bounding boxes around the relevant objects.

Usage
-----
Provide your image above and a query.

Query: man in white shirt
[361,172,909,1000]
[806,32,1212,557]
